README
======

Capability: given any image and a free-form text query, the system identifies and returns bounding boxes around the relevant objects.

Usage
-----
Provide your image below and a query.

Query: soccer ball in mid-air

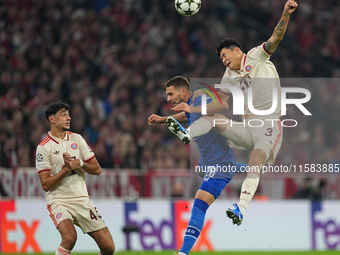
[175,0,201,16]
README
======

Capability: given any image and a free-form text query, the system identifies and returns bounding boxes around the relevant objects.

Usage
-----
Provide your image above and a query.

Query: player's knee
[252,145,270,162]
[195,190,215,205]
[62,230,77,249]
[101,241,115,255]
[246,170,261,178]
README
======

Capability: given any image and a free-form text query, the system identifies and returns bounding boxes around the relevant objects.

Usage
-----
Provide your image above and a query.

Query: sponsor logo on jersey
[245,65,252,72]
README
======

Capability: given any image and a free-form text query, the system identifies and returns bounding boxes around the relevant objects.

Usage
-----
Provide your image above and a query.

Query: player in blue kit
[148,76,246,255]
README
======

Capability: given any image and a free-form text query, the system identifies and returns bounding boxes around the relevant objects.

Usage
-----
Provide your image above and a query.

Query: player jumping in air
[169,0,298,226]
[148,76,246,255]
[36,102,115,255]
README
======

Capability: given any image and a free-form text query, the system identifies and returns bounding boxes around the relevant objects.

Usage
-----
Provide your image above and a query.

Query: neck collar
[48,131,69,143]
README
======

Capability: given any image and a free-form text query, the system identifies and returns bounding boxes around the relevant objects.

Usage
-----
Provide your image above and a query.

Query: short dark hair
[216,39,242,56]
[45,102,70,120]
[164,75,190,90]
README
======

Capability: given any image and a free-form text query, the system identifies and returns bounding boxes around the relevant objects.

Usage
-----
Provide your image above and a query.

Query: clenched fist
[148,114,166,126]
[284,0,298,15]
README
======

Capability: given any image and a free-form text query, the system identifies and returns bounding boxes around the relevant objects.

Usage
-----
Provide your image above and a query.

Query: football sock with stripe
[179,199,209,254]
[238,174,260,214]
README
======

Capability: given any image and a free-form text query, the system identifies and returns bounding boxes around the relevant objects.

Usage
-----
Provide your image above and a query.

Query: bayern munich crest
[56,212,62,219]
[245,65,252,72]
[71,143,78,150]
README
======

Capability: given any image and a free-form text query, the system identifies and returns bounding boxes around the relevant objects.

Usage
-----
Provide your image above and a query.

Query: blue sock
[179,199,209,254]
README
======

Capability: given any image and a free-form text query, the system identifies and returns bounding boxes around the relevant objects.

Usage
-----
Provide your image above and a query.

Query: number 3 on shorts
[265,128,273,136]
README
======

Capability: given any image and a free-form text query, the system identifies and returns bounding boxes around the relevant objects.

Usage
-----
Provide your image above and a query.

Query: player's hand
[63,153,73,163]
[284,0,298,15]
[63,153,81,170]
[68,159,82,170]
[61,164,73,174]
[171,103,192,113]
[62,163,83,176]
[148,114,166,126]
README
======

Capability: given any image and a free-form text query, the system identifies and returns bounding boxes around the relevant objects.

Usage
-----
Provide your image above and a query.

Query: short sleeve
[247,43,271,62]
[35,145,51,174]
[193,95,213,107]
[78,135,95,162]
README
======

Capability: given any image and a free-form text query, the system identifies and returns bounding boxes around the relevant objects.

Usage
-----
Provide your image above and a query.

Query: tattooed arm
[264,0,298,55]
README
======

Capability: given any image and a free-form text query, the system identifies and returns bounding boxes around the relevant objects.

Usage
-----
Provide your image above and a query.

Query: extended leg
[226,148,266,225]
[178,177,230,255]
[55,219,77,255]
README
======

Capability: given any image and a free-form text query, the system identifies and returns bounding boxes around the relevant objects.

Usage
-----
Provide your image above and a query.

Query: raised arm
[148,112,187,125]
[264,0,298,55]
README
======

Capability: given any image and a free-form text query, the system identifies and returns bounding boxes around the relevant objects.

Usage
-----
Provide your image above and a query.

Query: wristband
[79,159,84,167]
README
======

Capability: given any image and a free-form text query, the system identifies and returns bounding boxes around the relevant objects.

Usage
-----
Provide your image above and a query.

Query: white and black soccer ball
[175,0,201,16]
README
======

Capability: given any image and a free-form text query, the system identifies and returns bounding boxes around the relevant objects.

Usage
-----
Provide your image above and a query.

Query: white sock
[56,246,70,255]
[238,175,260,214]
[189,118,212,138]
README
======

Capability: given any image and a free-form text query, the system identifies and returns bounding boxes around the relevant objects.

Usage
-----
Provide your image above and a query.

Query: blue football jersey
[186,95,241,179]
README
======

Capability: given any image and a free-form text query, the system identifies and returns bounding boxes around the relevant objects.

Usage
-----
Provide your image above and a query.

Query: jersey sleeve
[35,145,51,174]
[247,43,271,62]
[193,94,213,107]
[78,135,95,162]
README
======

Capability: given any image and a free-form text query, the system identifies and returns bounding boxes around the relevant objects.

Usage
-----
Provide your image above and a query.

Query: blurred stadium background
[0,0,340,254]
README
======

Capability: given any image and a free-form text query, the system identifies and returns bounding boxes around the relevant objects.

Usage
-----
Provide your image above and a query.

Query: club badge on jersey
[71,143,78,150]
[245,65,252,72]
[56,212,63,219]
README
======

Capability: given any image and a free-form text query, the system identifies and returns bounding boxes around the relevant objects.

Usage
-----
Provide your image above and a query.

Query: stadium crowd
[0,0,339,175]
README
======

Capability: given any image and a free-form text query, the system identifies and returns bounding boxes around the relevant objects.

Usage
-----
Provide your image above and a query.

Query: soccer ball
[175,0,201,16]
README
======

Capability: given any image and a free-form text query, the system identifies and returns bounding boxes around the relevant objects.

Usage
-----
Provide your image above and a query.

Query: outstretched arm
[264,0,298,55]
[148,112,187,125]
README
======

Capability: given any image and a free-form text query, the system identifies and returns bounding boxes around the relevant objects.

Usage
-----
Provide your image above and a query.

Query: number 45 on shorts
[90,207,102,220]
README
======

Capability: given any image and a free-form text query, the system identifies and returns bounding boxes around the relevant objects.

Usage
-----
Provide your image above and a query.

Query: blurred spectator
[293,177,327,200]
[293,177,315,199]
[0,0,339,172]
[313,179,328,201]
[171,180,185,199]
[0,182,8,197]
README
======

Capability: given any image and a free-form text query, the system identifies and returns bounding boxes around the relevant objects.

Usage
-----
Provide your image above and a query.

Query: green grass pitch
[117,252,338,255]
[116,252,338,255]
[4,251,338,255]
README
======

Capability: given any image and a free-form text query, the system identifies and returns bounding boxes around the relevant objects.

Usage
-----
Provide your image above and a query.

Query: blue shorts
[199,177,231,199]
[199,162,247,180]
